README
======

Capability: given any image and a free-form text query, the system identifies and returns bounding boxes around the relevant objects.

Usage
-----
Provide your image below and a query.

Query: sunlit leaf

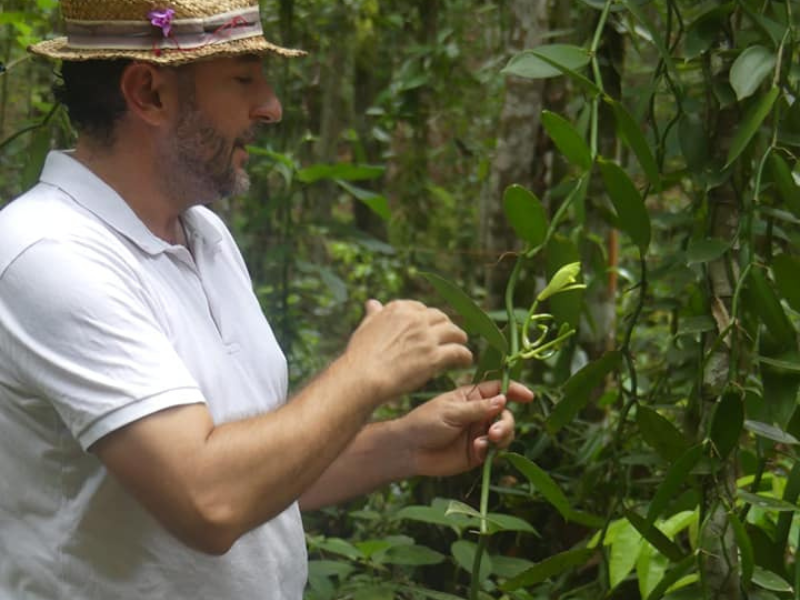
[743,420,800,445]
[610,519,643,588]
[738,490,800,512]
[730,46,776,101]
[421,272,507,353]
[645,554,696,600]
[624,510,685,562]
[297,162,385,183]
[336,180,390,221]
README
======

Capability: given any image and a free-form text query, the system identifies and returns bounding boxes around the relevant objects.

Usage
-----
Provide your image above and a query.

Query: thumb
[452,393,507,427]
[365,299,384,317]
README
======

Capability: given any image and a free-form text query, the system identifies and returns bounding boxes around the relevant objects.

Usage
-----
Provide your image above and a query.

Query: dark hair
[53,60,132,146]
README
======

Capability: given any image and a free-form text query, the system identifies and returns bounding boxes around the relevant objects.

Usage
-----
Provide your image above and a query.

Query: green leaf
[421,272,507,353]
[541,111,592,171]
[738,489,800,512]
[606,99,661,191]
[336,180,390,221]
[645,554,696,600]
[610,519,644,589]
[598,159,652,252]
[768,154,800,217]
[624,510,685,563]
[485,513,539,536]
[451,540,492,582]
[745,267,795,348]
[752,566,793,593]
[772,254,800,312]
[728,511,754,584]
[646,445,703,524]
[776,461,800,556]
[502,44,590,79]
[505,453,571,517]
[382,544,445,566]
[636,406,691,462]
[499,548,595,591]
[315,537,363,560]
[445,500,481,519]
[726,86,780,168]
[503,185,548,247]
[686,238,731,264]
[297,162,385,183]
[709,392,744,459]
[547,351,622,434]
[744,419,800,444]
[730,46,777,101]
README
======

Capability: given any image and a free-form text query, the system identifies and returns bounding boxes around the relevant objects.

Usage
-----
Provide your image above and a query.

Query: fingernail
[476,437,489,448]
[491,423,503,434]
[491,396,504,408]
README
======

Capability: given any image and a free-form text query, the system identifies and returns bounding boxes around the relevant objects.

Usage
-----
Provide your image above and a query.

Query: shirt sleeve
[0,236,206,450]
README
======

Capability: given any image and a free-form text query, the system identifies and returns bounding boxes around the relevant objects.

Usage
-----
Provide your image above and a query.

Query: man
[0,1,533,598]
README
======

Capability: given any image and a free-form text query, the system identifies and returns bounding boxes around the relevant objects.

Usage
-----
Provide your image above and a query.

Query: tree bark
[481,0,549,310]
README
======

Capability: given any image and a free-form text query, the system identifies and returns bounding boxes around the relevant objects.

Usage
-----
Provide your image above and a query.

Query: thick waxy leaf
[541,111,592,171]
[744,420,800,444]
[745,268,795,348]
[776,462,800,556]
[758,356,800,375]
[610,520,643,589]
[502,44,590,79]
[646,445,703,524]
[297,162,385,183]
[598,159,652,252]
[606,99,661,191]
[726,86,780,167]
[728,511,754,584]
[686,238,731,264]
[752,566,793,593]
[421,272,507,353]
[636,406,691,462]
[731,46,777,101]
[738,490,800,512]
[768,154,800,217]
[499,548,595,591]
[547,351,622,434]
[624,510,685,563]
[709,392,744,458]
[506,453,570,517]
[485,513,539,536]
[451,541,492,581]
[772,254,800,312]
[503,184,548,247]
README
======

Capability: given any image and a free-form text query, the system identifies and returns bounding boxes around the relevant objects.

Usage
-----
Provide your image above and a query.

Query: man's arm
[92,300,472,555]
[299,380,534,511]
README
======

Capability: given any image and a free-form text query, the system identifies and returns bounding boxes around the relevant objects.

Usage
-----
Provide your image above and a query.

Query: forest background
[3,0,800,599]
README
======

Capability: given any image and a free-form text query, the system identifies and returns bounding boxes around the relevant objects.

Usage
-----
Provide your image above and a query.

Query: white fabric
[0,151,307,599]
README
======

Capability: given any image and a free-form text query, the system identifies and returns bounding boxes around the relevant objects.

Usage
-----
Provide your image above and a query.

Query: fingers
[364,298,384,316]
[465,380,534,404]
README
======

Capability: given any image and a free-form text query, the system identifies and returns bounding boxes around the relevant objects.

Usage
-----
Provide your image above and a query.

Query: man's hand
[342,299,474,401]
[399,380,535,478]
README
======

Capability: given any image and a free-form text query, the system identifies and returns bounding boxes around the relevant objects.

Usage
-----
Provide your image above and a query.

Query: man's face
[155,56,281,207]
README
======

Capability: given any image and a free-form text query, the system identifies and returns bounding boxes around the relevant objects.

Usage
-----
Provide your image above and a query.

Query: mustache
[234,128,258,148]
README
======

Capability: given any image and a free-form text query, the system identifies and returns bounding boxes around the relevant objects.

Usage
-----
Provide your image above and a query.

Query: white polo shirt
[0,151,307,599]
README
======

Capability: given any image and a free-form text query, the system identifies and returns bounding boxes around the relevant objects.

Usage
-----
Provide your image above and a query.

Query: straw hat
[29,0,306,64]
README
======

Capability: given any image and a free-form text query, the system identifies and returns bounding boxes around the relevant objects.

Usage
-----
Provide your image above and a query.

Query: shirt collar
[38,151,222,255]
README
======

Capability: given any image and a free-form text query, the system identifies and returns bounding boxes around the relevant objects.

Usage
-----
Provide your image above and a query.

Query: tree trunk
[481,0,549,310]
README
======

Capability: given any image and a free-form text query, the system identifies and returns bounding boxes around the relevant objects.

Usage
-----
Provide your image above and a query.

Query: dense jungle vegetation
[3,0,800,598]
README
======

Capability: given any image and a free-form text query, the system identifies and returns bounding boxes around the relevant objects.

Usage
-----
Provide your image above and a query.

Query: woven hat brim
[29,35,306,64]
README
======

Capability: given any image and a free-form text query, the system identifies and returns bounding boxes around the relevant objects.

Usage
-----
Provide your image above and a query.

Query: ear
[119,62,179,128]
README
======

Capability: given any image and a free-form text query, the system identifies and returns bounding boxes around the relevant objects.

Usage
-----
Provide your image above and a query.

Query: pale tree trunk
[481,0,549,310]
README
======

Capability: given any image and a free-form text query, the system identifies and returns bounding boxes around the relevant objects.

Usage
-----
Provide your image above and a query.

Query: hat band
[63,7,263,51]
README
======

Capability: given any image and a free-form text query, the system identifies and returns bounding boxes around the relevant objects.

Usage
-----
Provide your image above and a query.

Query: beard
[155,94,253,207]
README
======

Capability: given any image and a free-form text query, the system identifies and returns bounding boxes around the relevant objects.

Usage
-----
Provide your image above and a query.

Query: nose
[251,84,282,124]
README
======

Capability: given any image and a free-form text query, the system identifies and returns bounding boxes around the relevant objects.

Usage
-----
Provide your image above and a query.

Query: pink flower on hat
[148,8,176,38]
